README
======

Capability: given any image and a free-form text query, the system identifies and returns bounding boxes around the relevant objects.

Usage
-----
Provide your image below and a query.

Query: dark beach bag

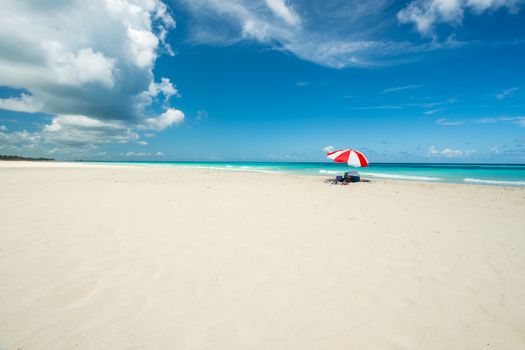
[344,172,360,183]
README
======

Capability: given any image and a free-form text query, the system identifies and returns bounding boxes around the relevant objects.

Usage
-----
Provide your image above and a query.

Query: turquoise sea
[91,161,525,187]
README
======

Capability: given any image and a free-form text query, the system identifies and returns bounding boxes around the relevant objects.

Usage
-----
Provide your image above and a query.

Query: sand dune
[1,162,524,349]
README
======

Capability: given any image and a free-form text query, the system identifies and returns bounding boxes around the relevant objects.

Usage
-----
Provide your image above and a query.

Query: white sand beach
[1,161,524,349]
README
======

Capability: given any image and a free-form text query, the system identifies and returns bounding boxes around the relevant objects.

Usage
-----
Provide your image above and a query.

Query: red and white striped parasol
[326,149,369,167]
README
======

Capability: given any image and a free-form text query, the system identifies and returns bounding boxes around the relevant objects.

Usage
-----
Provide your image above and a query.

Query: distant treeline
[0,154,55,161]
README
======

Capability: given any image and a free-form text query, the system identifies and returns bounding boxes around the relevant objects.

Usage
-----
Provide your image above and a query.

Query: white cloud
[436,118,465,125]
[415,97,457,108]
[0,93,43,113]
[428,145,476,158]
[43,114,139,147]
[0,0,182,151]
[496,86,520,99]
[140,108,185,131]
[428,145,439,156]
[474,116,524,125]
[382,85,420,94]
[0,125,6,131]
[436,116,525,126]
[0,129,42,153]
[356,97,456,111]
[398,0,523,36]
[122,150,164,157]
[323,145,335,153]
[196,110,208,120]
[176,0,465,68]
[474,116,516,124]
[137,140,148,145]
[125,151,151,157]
[441,148,464,157]
[127,27,160,69]
[468,0,522,12]
[424,108,442,115]
[49,46,115,87]
[264,0,300,26]
[149,77,180,101]
[490,146,500,155]
[354,105,404,110]
[0,129,41,147]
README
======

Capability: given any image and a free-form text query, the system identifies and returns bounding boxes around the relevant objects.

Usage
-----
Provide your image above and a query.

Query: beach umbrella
[326,149,369,167]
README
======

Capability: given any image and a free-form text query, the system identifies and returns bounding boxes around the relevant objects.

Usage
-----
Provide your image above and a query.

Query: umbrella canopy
[326,149,369,167]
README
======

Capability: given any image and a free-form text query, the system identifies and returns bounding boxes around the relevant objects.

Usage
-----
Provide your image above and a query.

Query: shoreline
[2,160,524,189]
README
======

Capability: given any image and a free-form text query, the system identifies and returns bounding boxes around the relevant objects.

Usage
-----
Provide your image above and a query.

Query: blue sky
[0,0,524,162]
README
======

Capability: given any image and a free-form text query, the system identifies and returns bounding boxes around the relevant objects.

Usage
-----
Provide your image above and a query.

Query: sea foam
[360,172,442,181]
[463,178,525,186]
[181,164,281,174]
[319,169,341,175]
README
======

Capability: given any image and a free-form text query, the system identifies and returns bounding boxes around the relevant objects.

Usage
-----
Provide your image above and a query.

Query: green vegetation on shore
[0,155,55,161]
